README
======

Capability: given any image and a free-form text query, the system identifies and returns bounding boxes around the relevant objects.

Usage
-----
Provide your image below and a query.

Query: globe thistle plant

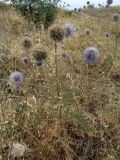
[113,14,120,22]
[108,14,120,75]
[21,56,29,65]
[62,52,70,61]
[65,24,75,38]
[32,49,47,67]
[0,53,7,61]
[11,143,26,158]
[50,26,65,42]
[23,37,32,51]
[50,26,65,55]
[33,49,47,61]
[87,1,90,5]
[24,32,30,37]
[105,32,110,38]
[84,29,92,36]
[50,26,65,104]
[75,28,79,32]
[83,47,100,62]
[107,0,113,5]
[32,59,43,67]
[112,14,120,46]
[112,14,119,57]
[74,8,77,12]
[10,71,23,86]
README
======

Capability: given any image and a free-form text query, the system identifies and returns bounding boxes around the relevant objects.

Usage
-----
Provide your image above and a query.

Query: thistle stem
[108,21,118,76]
[54,41,61,119]
[55,41,60,97]
[12,58,16,71]
[28,3,32,33]
[114,21,118,59]
[86,63,90,100]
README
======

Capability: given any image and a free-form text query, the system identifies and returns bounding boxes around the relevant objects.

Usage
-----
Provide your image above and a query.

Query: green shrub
[0,2,11,10]
[13,0,59,29]
[64,10,72,17]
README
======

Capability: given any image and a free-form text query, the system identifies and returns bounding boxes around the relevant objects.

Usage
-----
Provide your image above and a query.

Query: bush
[64,10,72,17]
[13,0,59,29]
[0,2,11,10]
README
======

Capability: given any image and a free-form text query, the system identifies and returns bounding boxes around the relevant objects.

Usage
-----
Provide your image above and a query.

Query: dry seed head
[11,143,26,158]
[105,32,110,38]
[84,29,92,36]
[50,26,65,42]
[107,0,113,5]
[21,55,29,65]
[32,59,43,66]
[33,49,47,61]
[23,37,32,50]
[113,14,120,22]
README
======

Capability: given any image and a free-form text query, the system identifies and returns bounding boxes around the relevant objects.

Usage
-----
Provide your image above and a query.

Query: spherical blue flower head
[21,56,29,65]
[65,24,75,38]
[10,71,23,86]
[83,47,100,62]
[84,29,92,36]
[107,0,113,5]
[32,59,43,67]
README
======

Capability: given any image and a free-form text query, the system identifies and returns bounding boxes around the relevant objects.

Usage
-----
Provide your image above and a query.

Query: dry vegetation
[0,5,120,160]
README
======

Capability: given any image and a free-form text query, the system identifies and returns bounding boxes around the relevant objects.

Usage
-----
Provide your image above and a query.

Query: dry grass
[0,6,120,160]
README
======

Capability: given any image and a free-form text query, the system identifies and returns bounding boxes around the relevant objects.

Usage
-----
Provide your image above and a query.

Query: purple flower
[83,47,100,62]
[65,24,75,38]
[84,29,92,36]
[32,59,43,67]
[10,71,23,86]
[21,56,29,65]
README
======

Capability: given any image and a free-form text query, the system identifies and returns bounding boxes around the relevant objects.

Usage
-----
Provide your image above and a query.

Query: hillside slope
[0,6,120,160]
